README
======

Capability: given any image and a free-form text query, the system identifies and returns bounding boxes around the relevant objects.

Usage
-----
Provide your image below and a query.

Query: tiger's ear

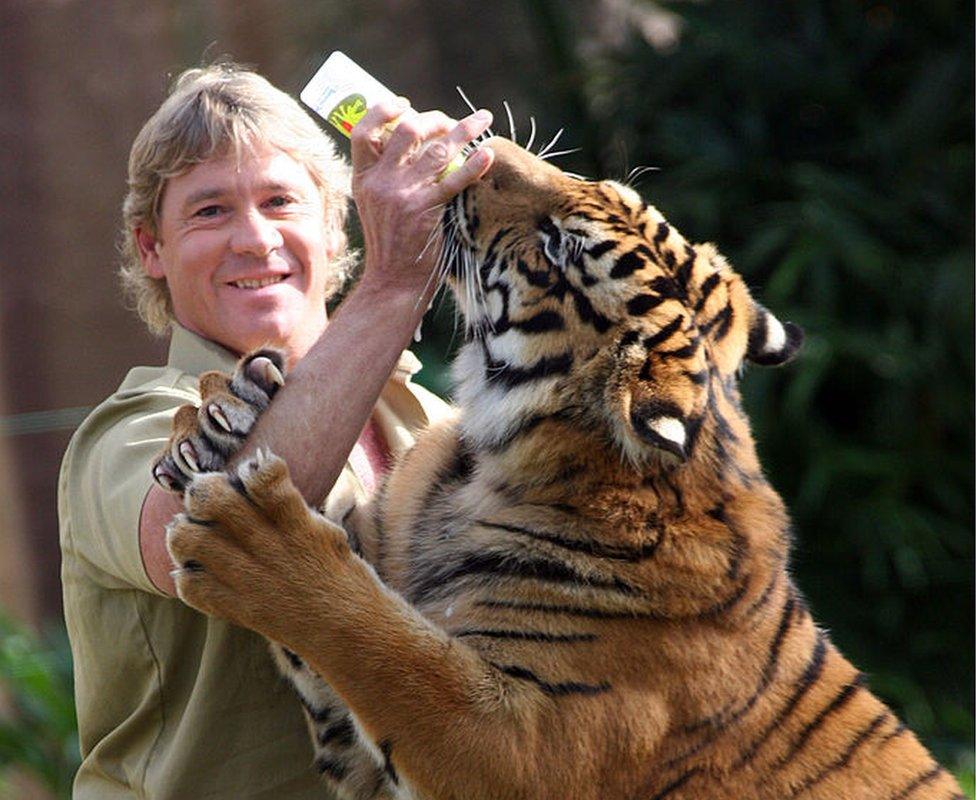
[746,302,804,366]
[630,401,690,462]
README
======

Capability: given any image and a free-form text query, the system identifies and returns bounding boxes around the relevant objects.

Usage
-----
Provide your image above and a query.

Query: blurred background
[0,0,972,796]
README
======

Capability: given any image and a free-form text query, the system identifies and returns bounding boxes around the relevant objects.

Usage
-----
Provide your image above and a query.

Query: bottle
[301,51,465,177]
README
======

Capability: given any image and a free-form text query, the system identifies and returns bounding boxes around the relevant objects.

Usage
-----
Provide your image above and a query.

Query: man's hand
[350,100,495,299]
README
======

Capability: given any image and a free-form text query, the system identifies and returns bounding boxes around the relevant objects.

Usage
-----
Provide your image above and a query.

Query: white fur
[762,313,786,354]
[453,341,565,450]
[648,416,686,449]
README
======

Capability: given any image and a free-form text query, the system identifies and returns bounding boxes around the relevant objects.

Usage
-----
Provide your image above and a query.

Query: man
[58,63,493,799]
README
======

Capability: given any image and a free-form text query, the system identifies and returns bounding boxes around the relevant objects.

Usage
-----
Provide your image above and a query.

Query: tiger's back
[358,136,962,799]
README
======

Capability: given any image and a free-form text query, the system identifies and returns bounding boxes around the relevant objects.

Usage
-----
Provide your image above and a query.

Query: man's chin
[225,319,324,363]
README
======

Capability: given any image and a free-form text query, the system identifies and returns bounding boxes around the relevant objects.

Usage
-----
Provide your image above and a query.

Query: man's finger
[432,144,495,202]
[383,110,456,165]
[350,97,411,168]
[410,109,493,178]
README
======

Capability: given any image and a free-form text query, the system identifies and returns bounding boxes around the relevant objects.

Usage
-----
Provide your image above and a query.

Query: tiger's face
[443,136,802,466]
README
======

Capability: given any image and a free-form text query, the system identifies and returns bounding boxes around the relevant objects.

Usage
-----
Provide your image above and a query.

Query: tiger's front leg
[155,351,397,799]
[166,451,644,800]
[270,647,400,800]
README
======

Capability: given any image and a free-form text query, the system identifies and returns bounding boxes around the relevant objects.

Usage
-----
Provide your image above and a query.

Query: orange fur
[163,138,962,800]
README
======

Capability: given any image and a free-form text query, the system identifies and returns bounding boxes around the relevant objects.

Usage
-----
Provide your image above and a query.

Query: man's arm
[139,102,494,596]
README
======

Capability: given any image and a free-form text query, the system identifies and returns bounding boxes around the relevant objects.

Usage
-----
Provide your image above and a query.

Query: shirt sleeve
[405,381,454,426]
[60,385,198,595]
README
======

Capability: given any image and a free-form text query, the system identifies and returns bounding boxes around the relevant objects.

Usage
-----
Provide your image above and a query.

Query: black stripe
[407,550,644,606]
[619,329,641,348]
[652,221,670,249]
[889,765,945,800]
[659,338,700,359]
[714,301,735,340]
[684,592,797,734]
[484,227,507,258]
[648,767,702,800]
[774,673,865,770]
[570,288,614,333]
[516,258,551,287]
[477,599,659,620]
[610,249,646,278]
[627,293,667,315]
[314,755,348,780]
[476,519,662,562]
[586,239,616,259]
[492,662,610,696]
[280,647,304,669]
[483,407,578,453]
[483,348,574,388]
[787,711,889,797]
[318,716,356,747]
[740,571,781,621]
[879,719,907,745]
[379,739,399,785]
[734,629,828,769]
[700,302,733,339]
[509,310,565,334]
[642,316,684,349]
[695,578,749,619]
[455,628,596,643]
[299,696,333,724]
[675,247,695,291]
[694,272,722,312]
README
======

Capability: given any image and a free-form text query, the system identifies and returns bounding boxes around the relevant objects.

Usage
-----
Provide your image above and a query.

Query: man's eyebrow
[181,187,229,212]
[180,182,303,212]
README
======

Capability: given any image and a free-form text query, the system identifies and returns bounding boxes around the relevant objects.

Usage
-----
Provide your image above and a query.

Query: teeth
[232,276,285,289]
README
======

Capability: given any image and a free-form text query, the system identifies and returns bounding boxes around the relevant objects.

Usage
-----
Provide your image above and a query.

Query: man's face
[139,144,342,360]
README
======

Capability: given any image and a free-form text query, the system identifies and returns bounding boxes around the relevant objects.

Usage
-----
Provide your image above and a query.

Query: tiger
[155,135,964,800]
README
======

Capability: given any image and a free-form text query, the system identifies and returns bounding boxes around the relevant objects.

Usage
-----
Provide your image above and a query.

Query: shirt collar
[166,325,239,376]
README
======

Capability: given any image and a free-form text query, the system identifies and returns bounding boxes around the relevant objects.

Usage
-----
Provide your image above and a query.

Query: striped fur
[162,137,962,799]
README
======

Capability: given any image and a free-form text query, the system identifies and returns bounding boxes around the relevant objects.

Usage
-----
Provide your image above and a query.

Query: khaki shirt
[59,325,448,799]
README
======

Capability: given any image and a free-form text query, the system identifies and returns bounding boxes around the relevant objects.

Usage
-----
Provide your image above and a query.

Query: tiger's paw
[152,349,286,493]
[165,450,349,637]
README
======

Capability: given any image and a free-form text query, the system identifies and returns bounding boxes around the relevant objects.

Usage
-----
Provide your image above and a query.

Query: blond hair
[119,63,354,334]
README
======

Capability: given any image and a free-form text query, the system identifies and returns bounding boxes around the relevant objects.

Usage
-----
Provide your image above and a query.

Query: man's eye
[194,205,223,218]
[266,195,293,208]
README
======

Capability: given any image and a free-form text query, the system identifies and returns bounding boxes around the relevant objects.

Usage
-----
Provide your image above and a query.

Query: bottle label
[300,52,396,138]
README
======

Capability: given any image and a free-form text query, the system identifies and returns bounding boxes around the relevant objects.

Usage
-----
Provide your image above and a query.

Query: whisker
[624,165,660,185]
[456,85,478,115]
[538,147,581,161]
[456,85,494,136]
[503,100,517,144]
[525,116,537,152]
[536,127,564,158]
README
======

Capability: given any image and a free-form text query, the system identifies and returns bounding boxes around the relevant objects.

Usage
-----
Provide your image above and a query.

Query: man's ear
[134,227,165,279]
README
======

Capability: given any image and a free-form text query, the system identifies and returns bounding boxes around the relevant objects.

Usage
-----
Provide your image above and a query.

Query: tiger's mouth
[440,192,491,334]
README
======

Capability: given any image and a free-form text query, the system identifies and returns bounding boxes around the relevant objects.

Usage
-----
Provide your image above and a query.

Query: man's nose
[230,208,284,256]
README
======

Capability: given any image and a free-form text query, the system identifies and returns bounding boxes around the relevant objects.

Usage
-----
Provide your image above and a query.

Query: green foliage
[0,613,79,798]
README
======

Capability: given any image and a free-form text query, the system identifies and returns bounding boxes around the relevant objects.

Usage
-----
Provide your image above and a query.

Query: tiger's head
[442,137,802,472]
